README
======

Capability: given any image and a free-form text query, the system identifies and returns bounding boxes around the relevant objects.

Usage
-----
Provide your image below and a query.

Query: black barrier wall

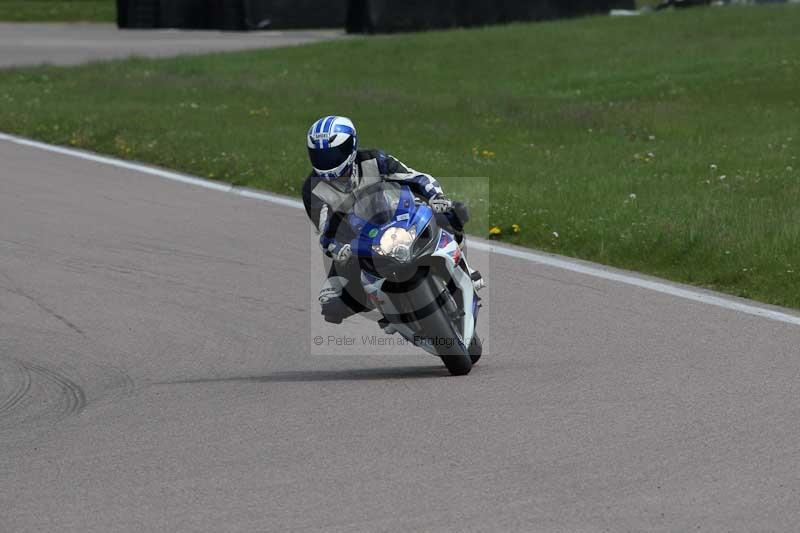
[348,0,637,33]
[118,0,348,30]
[242,0,348,30]
[118,0,634,31]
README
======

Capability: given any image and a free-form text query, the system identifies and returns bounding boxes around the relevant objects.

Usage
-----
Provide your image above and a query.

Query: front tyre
[441,352,472,376]
[418,320,472,375]
[413,280,472,376]
[468,333,482,365]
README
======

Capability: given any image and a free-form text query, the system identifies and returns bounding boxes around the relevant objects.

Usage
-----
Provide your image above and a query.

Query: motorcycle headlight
[372,226,417,263]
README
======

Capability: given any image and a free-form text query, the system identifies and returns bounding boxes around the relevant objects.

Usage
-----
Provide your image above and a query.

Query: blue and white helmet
[307,116,358,180]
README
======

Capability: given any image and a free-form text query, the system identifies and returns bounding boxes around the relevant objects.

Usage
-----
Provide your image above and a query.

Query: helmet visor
[308,137,355,173]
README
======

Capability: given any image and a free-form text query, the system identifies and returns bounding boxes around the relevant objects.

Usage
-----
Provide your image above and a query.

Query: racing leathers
[302,149,462,324]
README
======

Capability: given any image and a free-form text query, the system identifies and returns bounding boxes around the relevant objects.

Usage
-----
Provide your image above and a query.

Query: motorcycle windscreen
[351,182,403,227]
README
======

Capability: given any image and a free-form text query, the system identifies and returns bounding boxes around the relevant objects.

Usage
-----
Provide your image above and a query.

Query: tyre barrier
[117,0,347,30]
[348,0,637,33]
[117,0,635,31]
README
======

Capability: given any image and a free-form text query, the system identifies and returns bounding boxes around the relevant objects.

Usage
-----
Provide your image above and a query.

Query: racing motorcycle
[345,181,483,376]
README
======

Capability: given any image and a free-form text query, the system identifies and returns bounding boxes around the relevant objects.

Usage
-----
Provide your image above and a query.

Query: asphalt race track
[2,133,800,532]
[0,23,345,67]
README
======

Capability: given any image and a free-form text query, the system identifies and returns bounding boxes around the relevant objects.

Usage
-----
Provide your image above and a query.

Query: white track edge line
[468,241,800,326]
[3,131,799,327]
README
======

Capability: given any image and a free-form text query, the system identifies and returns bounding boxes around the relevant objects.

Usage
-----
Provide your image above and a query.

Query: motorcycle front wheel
[413,279,472,376]
[468,333,482,365]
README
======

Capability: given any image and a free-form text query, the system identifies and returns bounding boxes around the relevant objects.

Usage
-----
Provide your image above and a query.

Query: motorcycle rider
[302,115,483,324]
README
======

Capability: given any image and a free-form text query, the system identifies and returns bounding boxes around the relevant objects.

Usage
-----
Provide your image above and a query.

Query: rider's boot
[378,317,398,335]
[319,275,368,324]
[454,234,486,292]
[457,254,485,292]
[469,267,486,292]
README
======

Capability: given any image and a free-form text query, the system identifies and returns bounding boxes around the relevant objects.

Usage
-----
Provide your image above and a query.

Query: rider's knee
[321,298,357,324]
[319,275,366,324]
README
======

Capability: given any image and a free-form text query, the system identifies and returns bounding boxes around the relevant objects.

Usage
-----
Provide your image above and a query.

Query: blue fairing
[349,186,433,258]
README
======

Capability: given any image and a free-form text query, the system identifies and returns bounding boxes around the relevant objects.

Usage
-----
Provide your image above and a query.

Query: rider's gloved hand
[327,242,352,264]
[429,194,453,214]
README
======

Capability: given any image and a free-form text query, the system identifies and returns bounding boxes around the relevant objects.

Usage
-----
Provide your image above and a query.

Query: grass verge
[0,6,799,308]
[0,0,115,23]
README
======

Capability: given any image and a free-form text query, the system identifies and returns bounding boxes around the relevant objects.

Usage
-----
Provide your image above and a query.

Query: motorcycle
[344,181,483,376]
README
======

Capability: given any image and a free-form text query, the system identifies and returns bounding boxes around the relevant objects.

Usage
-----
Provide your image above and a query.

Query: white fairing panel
[430,229,475,348]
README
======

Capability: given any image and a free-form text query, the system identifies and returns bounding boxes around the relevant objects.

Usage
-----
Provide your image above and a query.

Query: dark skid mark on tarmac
[0,357,87,431]
[86,360,137,409]
[156,365,450,386]
[0,271,88,339]
[0,356,32,414]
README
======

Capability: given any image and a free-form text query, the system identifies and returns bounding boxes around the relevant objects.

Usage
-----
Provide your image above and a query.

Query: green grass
[0,6,799,308]
[0,0,114,22]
